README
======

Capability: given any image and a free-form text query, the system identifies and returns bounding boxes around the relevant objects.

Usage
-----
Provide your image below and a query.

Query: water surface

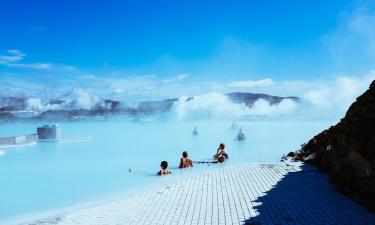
[0,118,337,224]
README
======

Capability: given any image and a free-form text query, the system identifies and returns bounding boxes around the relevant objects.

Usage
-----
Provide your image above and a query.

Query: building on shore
[0,124,62,146]
[0,134,38,146]
[37,124,61,140]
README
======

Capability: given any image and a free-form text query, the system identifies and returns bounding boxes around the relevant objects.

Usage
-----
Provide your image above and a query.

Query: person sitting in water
[230,121,239,130]
[217,155,226,163]
[213,143,228,162]
[179,151,193,168]
[234,128,246,141]
[157,161,172,175]
[192,127,199,136]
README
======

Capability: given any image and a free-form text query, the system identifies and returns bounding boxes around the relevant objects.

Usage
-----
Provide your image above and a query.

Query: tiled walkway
[27,163,375,225]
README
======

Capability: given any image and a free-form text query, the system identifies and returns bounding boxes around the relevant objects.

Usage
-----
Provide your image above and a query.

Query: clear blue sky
[0,0,374,97]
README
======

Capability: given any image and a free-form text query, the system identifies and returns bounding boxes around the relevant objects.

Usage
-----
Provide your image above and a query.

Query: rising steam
[173,92,298,120]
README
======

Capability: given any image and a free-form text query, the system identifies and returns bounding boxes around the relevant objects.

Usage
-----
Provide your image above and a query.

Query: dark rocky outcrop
[104,99,121,111]
[36,109,107,120]
[291,80,375,211]
[0,97,26,110]
[136,98,178,114]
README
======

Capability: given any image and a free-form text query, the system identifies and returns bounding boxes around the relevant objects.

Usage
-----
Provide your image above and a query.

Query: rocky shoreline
[287,80,375,212]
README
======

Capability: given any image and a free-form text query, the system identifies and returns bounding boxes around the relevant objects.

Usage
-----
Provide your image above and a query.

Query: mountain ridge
[0,92,300,121]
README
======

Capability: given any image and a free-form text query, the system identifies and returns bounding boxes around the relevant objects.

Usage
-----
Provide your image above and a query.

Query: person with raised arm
[213,143,228,162]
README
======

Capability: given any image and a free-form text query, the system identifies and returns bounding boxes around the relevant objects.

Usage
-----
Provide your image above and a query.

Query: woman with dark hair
[157,161,172,175]
[213,143,228,162]
[179,151,193,168]
[192,143,228,164]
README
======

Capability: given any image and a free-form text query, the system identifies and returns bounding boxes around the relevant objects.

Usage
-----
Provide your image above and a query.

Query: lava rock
[292,80,375,212]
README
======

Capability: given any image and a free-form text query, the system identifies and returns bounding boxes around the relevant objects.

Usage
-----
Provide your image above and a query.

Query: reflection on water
[0,118,336,223]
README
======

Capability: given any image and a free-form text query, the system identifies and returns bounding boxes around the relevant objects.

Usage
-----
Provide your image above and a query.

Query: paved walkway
[27,163,375,225]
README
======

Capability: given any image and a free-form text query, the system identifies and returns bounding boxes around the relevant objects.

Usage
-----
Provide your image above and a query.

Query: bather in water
[179,151,193,168]
[157,161,172,175]
[213,143,228,163]
[192,127,199,136]
[230,121,239,130]
[193,143,228,164]
[234,129,246,141]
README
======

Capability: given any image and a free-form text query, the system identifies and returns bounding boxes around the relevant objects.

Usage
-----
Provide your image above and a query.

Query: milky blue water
[0,118,337,224]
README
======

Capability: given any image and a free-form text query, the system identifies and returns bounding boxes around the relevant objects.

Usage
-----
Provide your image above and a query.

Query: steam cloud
[173,92,298,120]
[3,70,375,120]
[301,71,375,117]
[67,89,103,110]
[172,71,375,120]
[24,89,105,112]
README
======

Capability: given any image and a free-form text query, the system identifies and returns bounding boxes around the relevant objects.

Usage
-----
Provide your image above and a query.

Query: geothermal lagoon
[0,118,336,224]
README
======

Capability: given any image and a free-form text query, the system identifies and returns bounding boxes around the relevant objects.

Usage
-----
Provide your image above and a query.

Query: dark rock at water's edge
[290,80,375,212]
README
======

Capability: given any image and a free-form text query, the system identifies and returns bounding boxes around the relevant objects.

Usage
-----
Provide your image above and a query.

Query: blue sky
[1,0,375,100]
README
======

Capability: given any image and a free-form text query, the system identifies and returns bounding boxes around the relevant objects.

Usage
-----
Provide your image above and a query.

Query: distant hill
[0,93,299,121]
[0,97,26,111]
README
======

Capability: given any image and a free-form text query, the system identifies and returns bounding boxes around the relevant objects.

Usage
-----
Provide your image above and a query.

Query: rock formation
[291,80,375,211]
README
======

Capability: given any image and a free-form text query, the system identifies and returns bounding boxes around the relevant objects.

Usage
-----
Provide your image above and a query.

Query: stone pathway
[26,163,375,225]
